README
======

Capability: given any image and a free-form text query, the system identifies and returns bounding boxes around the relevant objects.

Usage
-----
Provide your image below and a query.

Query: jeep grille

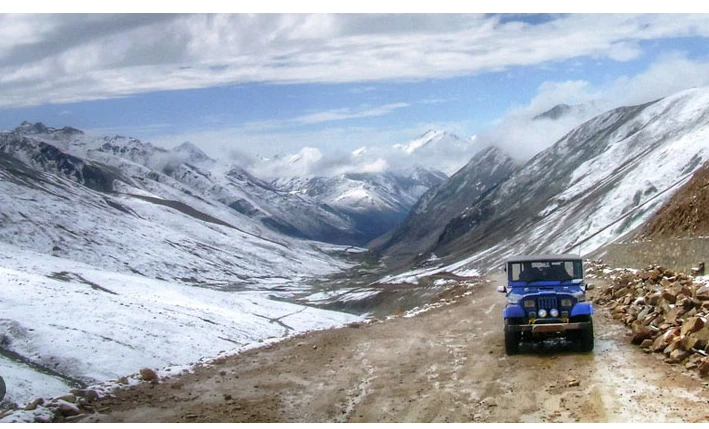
[537,296,558,310]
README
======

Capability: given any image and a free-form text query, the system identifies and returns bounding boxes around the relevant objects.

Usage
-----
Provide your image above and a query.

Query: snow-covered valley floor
[0,243,363,410]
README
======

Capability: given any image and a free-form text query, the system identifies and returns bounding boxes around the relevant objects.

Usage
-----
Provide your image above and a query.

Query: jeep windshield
[507,255,583,286]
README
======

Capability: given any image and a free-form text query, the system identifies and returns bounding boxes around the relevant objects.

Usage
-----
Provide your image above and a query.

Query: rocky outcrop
[591,263,709,373]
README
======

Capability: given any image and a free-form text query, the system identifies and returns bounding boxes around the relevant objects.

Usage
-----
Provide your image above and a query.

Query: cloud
[603,52,709,107]
[481,112,593,162]
[292,102,409,125]
[478,51,709,162]
[146,115,481,178]
[3,14,709,108]
[248,145,390,179]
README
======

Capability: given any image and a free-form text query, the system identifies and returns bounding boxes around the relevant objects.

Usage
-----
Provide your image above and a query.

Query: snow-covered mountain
[5,123,370,245]
[262,130,484,245]
[379,87,709,275]
[393,129,467,154]
[0,124,367,406]
[272,167,447,244]
[531,102,599,122]
[370,145,518,268]
[393,129,481,175]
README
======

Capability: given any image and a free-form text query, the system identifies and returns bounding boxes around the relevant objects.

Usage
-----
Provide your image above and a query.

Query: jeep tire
[504,320,520,355]
[578,317,594,352]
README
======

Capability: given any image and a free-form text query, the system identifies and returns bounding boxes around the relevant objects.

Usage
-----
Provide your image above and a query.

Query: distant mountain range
[260,129,483,244]
[3,122,476,248]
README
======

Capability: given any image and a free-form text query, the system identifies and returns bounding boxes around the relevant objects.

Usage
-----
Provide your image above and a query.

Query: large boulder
[681,316,706,336]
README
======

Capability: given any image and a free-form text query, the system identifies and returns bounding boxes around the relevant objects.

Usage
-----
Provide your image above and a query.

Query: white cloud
[604,52,709,107]
[3,14,709,108]
[292,103,409,124]
[246,145,390,179]
[146,115,482,177]
[607,41,643,62]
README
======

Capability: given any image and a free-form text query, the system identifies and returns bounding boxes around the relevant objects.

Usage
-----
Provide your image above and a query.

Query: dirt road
[80,273,709,423]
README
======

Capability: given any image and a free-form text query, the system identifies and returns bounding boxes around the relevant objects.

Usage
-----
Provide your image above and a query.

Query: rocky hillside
[639,159,709,239]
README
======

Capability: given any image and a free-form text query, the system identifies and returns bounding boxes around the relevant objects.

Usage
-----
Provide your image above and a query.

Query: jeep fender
[503,305,526,319]
[570,302,594,318]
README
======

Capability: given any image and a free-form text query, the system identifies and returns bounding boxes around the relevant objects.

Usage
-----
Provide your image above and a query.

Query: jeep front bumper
[506,321,592,335]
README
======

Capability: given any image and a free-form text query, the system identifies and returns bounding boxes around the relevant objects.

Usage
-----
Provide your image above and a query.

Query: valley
[5,86,709,422]
[73,272,709,423]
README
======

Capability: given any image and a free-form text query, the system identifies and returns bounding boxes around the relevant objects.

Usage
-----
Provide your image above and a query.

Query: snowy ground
[0,243,362,409]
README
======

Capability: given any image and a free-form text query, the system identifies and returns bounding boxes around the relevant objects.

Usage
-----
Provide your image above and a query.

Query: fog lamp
[538,308,548,318]
[550,308,559,318]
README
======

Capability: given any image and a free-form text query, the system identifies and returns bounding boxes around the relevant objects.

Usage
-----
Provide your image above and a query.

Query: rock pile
[0,388,101,423]
[592,263,709,374]
[0,368,161,423]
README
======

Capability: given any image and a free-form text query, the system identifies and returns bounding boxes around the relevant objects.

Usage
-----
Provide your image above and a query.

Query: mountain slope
[638,158,709,239]
[0,130,357,287]
[6,123,370,245]
[370,146,517,268]
[381,87,709,273]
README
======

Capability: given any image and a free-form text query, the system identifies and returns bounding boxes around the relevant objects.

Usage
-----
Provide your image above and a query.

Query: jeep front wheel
[504,320,520,355]
[578,317,594,352]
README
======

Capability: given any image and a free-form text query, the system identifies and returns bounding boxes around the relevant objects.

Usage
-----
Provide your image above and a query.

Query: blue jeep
[497,254,594,355]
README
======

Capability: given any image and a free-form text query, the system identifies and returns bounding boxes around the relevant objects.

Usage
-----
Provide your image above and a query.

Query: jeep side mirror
[496,285,506,293]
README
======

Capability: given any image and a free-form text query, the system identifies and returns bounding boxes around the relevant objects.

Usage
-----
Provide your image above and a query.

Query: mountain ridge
[376,87,709,277]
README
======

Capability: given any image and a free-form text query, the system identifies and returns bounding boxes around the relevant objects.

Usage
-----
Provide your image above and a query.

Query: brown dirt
[641,159,709,239]
[78,273,709,423]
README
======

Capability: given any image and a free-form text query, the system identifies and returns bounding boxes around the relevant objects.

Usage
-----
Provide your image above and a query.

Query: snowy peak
[352,146,368,157]
[394,129,445,154]
[16,121,49,134]
[272,167,447,244]
[391,129,483,175]
[394,129,472,155]
[533,104,573,121]
[532,101,605,123]
[171,141,214,165]
[14,121,84,139]
[99,134,167,160]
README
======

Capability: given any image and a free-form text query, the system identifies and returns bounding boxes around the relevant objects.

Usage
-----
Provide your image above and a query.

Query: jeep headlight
[523,300,536,308]
[538,308,548,318]
[560,299,573,308]
[507,293,523,305]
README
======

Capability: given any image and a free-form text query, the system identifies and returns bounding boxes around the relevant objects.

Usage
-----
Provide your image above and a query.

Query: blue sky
[3,12,709,172]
